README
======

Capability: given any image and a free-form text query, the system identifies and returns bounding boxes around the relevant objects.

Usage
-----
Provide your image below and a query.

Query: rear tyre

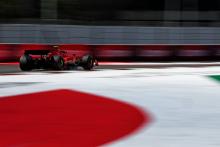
[19,54,33,71]
[81,55,94,70]
[52,55,64,70]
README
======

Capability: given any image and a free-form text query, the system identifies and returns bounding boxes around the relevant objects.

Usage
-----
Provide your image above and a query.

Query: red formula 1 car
[19,46,98,71]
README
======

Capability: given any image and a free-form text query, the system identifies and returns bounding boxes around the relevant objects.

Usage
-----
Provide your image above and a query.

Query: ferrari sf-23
[19,46,98,71]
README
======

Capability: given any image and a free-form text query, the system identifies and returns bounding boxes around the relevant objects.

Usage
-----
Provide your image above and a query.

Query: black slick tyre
[81,55,94,70]
[52,55,65,70]
[19,54,33,71]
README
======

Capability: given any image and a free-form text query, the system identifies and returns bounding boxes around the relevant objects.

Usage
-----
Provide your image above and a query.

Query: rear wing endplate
[24,50,51,55]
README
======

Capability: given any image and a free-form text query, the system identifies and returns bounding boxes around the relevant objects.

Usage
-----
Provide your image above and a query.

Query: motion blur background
[1,0,220,26]
[1,0,220,62]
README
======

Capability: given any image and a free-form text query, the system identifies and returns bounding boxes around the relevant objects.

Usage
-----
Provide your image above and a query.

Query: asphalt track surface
[1,62,220,74]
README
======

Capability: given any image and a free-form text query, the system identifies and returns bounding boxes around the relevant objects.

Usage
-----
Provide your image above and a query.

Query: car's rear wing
[24,50,51,55]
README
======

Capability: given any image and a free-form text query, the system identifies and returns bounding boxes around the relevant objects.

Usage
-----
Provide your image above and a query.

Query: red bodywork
[20,48,97,70]
[47,49,79,65]
[25,49,82,65]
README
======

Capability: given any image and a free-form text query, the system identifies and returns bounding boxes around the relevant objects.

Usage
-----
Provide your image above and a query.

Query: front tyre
[81,55,94,70]
[19,54,33,71]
